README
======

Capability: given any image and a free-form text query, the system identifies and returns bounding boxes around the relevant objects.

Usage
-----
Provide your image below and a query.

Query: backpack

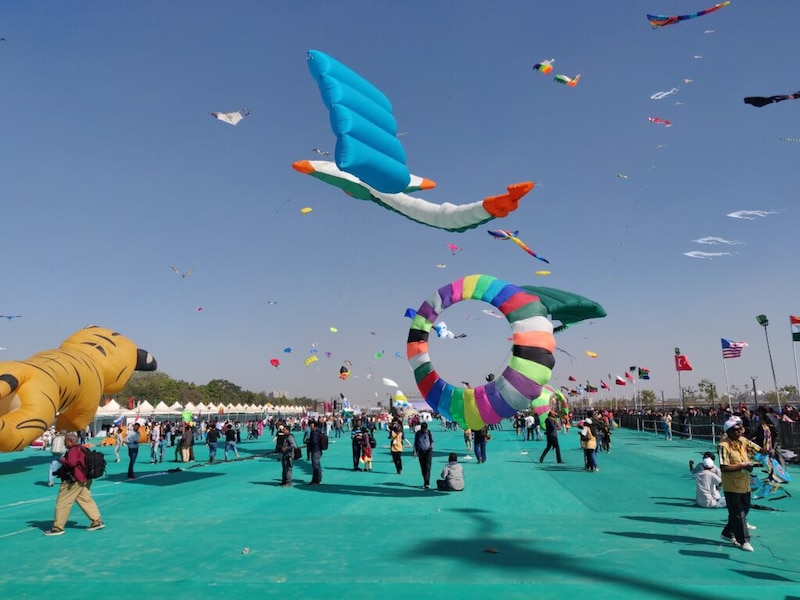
[319,433,329,451]
[81,447,107,480]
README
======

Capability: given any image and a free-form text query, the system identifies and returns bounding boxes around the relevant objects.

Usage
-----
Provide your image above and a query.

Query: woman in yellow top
[717,416,761,552]
[580,418,598,472]
[389,420,412,475]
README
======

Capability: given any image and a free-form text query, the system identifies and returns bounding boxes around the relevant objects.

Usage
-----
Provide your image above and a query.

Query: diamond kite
[209,108,250,126]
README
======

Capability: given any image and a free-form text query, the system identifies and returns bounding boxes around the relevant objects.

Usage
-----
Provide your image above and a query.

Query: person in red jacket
[43,432,104,536]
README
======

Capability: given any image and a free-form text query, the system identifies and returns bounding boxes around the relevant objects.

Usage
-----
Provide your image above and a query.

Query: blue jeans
[281,453,294,485]
[474,440,487,463]
[49,458,60,485]
[310,451,322,483]
[208,442,218,462]
[225,441,238,460]
[128,446,139,478]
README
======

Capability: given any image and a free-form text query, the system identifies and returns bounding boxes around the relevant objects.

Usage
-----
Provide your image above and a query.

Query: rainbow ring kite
[407,275,555,430]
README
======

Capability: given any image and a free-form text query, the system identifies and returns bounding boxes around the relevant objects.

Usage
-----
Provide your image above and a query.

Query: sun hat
[723,416,743,432]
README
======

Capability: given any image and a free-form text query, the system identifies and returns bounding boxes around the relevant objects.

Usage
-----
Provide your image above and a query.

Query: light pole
[750,376,758,409]
[756,314,781,410]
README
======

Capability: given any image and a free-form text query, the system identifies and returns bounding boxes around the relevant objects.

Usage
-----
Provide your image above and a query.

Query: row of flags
[675,315,800,371]
[565,317,800,392]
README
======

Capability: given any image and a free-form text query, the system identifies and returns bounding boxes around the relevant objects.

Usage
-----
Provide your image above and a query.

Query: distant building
[269,391,289,399]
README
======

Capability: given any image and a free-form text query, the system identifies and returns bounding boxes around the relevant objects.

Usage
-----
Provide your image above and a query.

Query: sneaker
[720,534,741,547]
[746,524,757,531]
[87,520,105,531]
[741,542,754,552]
[43,528,65,536]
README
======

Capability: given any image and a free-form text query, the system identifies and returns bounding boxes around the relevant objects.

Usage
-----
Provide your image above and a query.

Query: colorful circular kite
[407,274,555,430]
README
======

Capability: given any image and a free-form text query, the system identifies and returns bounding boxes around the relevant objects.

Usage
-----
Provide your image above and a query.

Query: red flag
[615,375,627,386]
[601,380,610,390]
[625,372,634,383]
[675,355,693,371]
[568,375,577,381]
[128,396,134,410]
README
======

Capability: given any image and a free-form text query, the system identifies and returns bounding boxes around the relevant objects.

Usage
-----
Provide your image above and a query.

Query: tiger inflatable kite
[0,326,157,452]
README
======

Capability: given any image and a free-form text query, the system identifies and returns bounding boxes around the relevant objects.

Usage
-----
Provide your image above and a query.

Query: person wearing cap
[717,416,761,552]
[694,456,726,508]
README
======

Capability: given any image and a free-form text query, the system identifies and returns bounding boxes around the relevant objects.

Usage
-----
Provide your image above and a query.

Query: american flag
[721,338,748,359]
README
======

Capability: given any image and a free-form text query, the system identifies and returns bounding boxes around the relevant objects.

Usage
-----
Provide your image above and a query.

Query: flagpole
[677,370,683,409]
[722,357,730,400]
[793,340,800,399]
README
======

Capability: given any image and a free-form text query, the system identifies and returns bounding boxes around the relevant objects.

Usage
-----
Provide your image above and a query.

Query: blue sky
[2,1,799,408]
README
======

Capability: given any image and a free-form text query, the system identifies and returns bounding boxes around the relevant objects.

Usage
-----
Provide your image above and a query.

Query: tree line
[108,372,317,409]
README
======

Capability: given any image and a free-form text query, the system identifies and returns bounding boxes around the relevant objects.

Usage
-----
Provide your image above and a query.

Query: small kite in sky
[436,263,447,268]
[170,266,193,279]
[532,59,554,74]
[684,78,693,84]
[647,1,730,28]
[283,347,292,353]
[780,137,800,142]
[693,55,703,60]
[209,108,250,126]
[195,307,204,312]
[693,236,742,245]
[445,243,462,255]
[270,359,280,368]
[0,315,21,321]
[305,355,318,366]
[585,350,598,358]
[330,327,338,333]
[744,92,800,108]
[482,309,504,319]
[616,173,629,179]
[704,29,715,33]
[648,117,672,127]
[684,251,732,259]
[554,74,580,87]
[487,229,549,263]
[300,207,312,214]
[311,148,331,156]
[727,210,779,220]
[650,88,679,100]
[267,301,278,305]
[382,377,399,388]
[535,270,550,276]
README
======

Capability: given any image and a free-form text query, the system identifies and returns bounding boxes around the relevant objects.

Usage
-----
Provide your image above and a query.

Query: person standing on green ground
[718,416,761,552]
[413,422,434,489]
[44,433,104,536]
[279,424,297,487]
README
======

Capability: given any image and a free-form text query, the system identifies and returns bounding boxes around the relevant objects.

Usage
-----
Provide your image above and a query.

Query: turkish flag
[675,355,693,371]
[625,372,634,382]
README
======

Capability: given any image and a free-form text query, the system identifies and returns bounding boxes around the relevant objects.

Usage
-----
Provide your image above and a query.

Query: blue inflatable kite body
[307,50,410,194]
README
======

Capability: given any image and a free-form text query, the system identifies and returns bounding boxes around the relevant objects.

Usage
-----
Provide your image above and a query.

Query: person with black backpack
[44,432,104,536]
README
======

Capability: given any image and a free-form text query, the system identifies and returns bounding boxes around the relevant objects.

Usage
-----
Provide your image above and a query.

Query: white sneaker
[741,542,754,552]
[746,524,757,530]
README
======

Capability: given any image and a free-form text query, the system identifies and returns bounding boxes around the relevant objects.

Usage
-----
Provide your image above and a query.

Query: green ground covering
[0,426,797,599]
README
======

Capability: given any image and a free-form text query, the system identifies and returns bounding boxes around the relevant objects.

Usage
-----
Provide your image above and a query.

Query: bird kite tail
[482,182,535,218]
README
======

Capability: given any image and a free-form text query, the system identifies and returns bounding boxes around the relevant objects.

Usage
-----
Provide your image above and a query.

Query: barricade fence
[611,414,800,454]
